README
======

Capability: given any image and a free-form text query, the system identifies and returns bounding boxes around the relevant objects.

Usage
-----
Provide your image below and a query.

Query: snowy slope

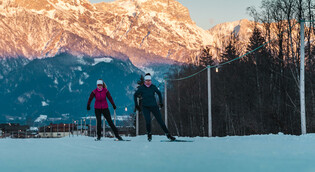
[1,134,315,172]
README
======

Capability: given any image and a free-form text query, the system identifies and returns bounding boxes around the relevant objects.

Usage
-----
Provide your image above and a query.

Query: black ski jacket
[134,84,162,107]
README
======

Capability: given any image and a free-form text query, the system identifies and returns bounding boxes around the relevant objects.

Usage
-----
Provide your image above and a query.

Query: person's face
[145,80,151,85]
[97,84,103,89]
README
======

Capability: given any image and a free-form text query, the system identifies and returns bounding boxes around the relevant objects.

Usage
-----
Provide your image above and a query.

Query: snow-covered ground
[1,134,315,172]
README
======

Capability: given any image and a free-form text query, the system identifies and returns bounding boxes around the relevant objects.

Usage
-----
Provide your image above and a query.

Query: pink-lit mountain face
[0,0,217,66]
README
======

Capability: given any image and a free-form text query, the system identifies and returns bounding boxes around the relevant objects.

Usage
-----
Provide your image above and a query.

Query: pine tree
[199,46,215,67]
[222,35,239,62]
[219,34,242,135]
[246,27,269,64]
[246,26,273,132]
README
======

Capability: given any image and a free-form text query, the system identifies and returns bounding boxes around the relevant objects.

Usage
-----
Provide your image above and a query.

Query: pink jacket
[87,88,115,109]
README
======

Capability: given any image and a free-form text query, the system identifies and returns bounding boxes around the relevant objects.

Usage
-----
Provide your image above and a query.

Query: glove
[135,105,141,111]
[87,105,91,111]
[113,104,117,110]
[159,103,164,108]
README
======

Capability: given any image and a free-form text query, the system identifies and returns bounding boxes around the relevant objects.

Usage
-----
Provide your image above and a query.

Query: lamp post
[207,65,212,137]
[300,19,306,135]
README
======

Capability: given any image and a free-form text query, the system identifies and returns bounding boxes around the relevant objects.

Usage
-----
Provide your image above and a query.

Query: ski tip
[114,139,131,141]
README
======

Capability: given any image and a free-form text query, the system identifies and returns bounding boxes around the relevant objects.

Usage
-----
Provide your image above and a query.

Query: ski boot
[116,135,123,141]
[166,133,176,141]
[147,133,152,142]
[95,136,101,141]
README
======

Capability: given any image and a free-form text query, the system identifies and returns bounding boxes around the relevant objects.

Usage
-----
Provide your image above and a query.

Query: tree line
[161,0,315,137]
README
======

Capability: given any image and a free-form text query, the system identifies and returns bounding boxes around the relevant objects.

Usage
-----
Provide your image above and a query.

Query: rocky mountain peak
[0,0,226,66]
[1,0,94,12]
[95,0,193,24]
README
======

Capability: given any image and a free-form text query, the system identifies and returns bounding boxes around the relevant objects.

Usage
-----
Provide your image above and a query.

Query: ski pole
[114,109,117,126]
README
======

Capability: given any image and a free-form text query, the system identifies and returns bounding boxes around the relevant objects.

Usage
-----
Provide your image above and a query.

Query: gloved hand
[159,103,164,108]
[87,105,91,111]
[135,105,141,111]
[113,104,117,110]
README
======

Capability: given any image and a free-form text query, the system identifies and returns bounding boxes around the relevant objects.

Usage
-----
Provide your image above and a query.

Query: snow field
[1,134,315,172]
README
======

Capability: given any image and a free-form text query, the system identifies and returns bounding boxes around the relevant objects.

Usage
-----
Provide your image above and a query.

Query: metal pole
[89,116,92,137]
[81,119,83,135]
[50,125,52,138]
[164,80,168,127]
[76,121,78,137]
[84,119,86,136]
[136,98,139,136]
[72,120,74,137]
[68,123,70,137]
[300,20,306,135]
[207,65,212,137]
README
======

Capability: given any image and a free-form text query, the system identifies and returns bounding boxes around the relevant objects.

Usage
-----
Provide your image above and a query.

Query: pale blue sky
[89,0,262,30]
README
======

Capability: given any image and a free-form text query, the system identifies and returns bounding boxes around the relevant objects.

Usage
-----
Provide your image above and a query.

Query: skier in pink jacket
[87,79,123,141]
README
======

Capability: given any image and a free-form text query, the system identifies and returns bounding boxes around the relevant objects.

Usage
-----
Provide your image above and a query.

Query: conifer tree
[199,46,215,67]
[246,26,273,132]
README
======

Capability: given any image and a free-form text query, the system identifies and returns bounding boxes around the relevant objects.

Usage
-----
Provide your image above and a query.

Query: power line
[165,67,208,81]
[164,21,301,81]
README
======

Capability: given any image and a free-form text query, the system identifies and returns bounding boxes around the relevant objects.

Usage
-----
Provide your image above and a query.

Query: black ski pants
[142,106,169,134]
[95,108,119,138]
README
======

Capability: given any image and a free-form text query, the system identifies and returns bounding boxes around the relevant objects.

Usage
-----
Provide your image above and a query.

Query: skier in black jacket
[134,73,176,141]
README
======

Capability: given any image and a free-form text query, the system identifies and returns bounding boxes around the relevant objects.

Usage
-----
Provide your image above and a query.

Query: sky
[89,0,262,30]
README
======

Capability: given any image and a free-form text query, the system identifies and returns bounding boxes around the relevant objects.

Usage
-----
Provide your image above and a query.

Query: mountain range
[0,0,270,123]
[0,0,264,66]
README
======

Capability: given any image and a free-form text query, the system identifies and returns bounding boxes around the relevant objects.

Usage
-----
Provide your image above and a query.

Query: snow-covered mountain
[2,0,307,68]
[206,19,259,61]
[0,0,213,66]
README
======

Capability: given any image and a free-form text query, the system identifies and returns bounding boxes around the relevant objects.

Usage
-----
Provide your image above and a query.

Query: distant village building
[0,123,35,138]
[38,123,77,138]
